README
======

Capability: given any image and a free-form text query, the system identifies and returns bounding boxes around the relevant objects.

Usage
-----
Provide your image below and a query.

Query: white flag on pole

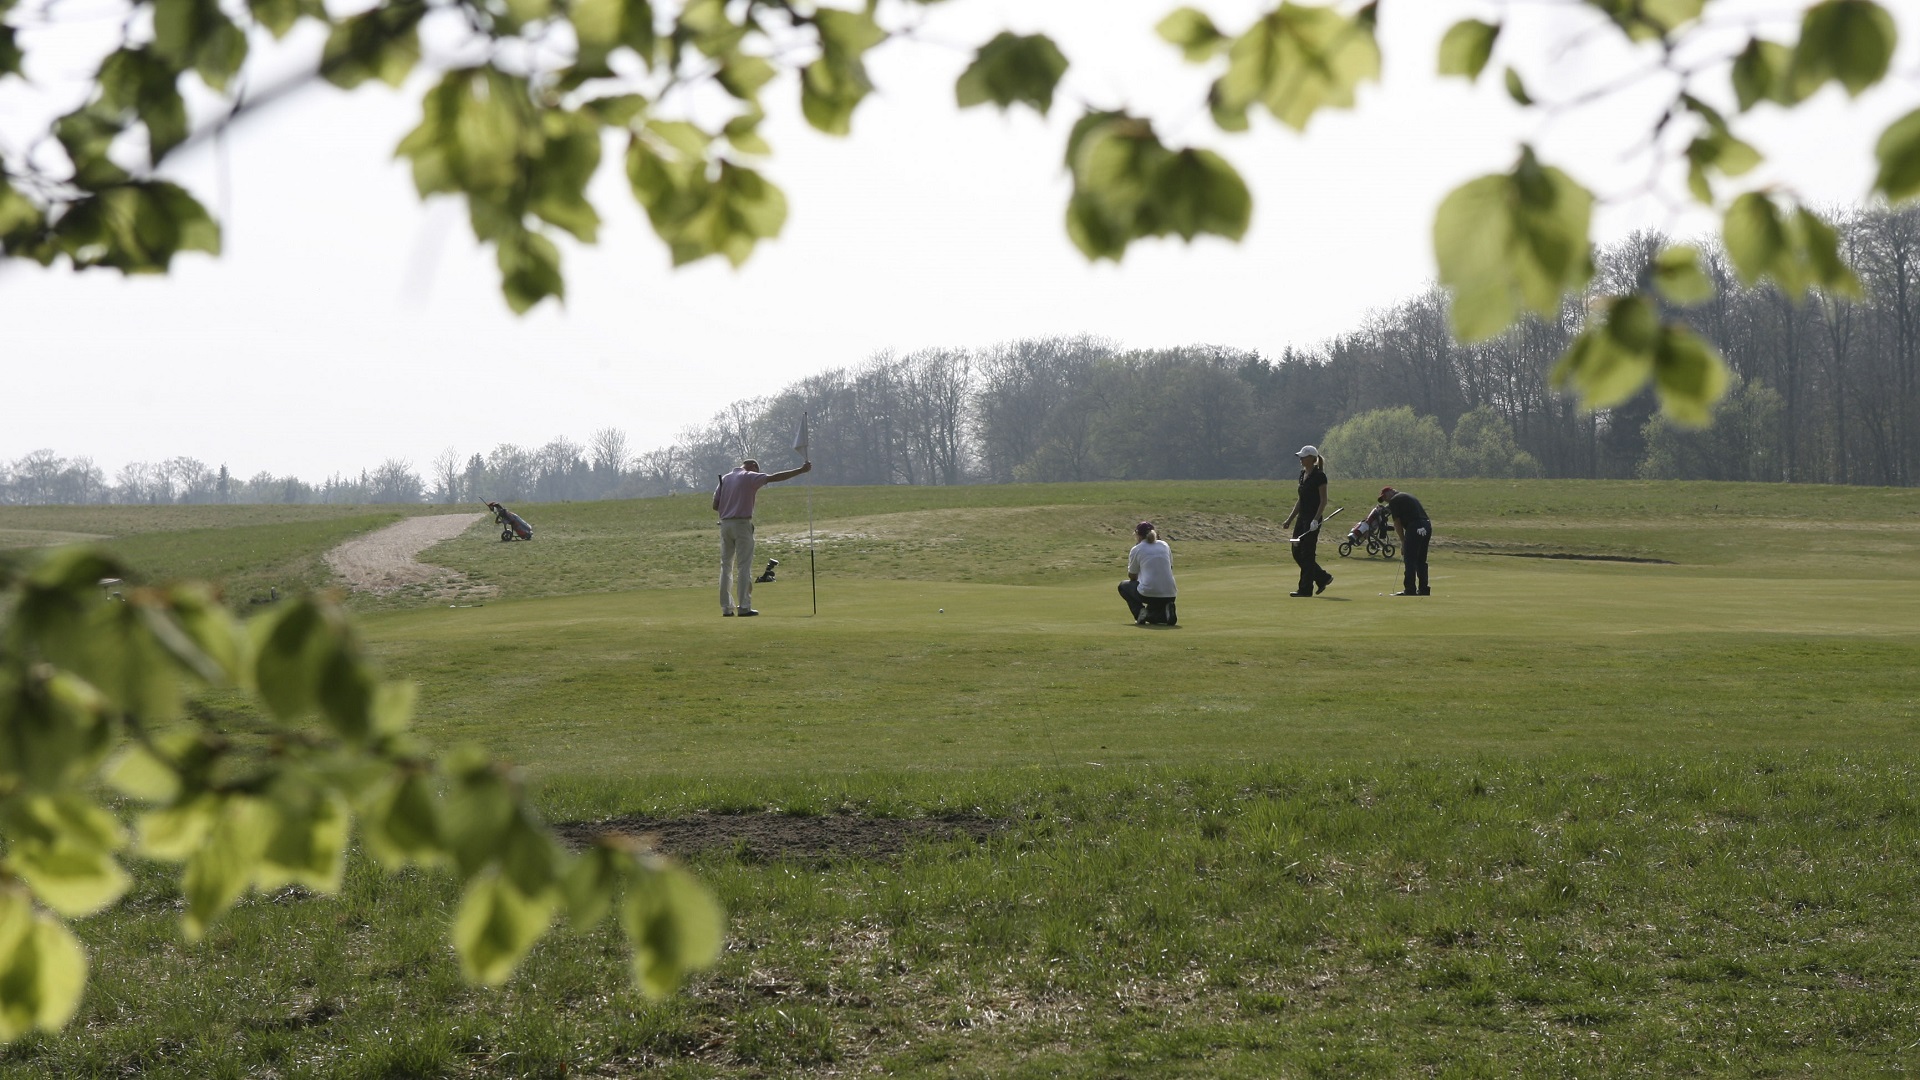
[792,412,809,458]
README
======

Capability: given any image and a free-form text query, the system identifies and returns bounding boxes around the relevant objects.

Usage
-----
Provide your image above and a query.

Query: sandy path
[324,513,495,598]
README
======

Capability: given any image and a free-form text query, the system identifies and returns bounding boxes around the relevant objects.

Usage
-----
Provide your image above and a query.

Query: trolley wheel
[1382,543,1396,558]
[1365,539,1380,556]
[501,529,515,542]
[1337,542,1353,558]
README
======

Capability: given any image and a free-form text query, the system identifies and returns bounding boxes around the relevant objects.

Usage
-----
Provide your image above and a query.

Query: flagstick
[806,471,817,616]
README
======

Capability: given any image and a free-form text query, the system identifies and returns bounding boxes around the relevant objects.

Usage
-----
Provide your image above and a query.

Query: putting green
[363,545,1920,780]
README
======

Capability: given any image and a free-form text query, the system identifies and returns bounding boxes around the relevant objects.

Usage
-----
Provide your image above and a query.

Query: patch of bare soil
[553,812,1007,862]
[1095,512,1290,543]
[324,513,497,598]
[1471,551,1676,564]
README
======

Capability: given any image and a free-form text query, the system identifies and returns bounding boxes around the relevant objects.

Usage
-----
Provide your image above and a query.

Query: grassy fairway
[3,481,1919,1077]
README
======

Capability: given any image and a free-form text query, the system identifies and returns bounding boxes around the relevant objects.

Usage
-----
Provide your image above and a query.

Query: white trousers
[718,517,755,613]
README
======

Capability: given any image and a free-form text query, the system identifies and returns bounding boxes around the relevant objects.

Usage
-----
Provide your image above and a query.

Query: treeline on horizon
[9,206,1919,507]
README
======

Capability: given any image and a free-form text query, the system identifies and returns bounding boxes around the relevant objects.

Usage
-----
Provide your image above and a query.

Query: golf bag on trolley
[1338,505,1394,559]
[486,501,534,541]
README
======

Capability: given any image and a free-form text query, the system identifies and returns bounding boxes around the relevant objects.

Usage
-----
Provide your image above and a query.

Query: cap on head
[1379,486,1396,501]
[1295,444,1320,460]
[1136,521,1155,538]
[742,459,760,471]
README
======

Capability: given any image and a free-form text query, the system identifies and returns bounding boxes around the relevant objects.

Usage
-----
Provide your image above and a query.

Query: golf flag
[792,412,809,458]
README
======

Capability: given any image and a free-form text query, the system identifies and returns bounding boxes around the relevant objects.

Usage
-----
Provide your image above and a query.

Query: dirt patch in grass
[1472,551,1677,565]
[324,512,497,598]
[553,812,1007,861]
[1095,512,1288,543]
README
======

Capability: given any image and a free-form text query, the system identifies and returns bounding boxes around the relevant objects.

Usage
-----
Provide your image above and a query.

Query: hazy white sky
[4,0,1916,481]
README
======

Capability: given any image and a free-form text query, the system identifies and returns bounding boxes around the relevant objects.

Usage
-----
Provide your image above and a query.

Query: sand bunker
[324,513,495,598]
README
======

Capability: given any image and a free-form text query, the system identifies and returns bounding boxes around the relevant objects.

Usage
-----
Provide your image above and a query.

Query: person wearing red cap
[1281,445,1333,597]
[1119,521,1178,626]
[1378,486,1432,596]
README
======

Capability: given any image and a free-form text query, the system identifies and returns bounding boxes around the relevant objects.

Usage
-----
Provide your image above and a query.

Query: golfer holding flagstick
[1282,445,1334,597]
[713,450,811,617]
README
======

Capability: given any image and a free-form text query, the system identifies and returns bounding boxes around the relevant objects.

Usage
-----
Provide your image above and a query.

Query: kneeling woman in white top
[1119,521,1178,626]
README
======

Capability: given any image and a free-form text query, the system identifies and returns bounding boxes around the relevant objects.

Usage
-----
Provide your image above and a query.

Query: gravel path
[324,513,495,598]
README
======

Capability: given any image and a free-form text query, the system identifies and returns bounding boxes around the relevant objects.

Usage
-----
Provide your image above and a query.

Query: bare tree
[431,447,463,504]
[589,427,631,485]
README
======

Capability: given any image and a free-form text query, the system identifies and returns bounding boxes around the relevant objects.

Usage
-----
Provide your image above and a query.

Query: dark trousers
[1401,524,1431,593]
[1292,526,1330,592]
[1118,581,1177,624]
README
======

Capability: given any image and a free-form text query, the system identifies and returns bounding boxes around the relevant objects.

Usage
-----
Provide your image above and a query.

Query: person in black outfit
[1282,445,1333,597]
[1378,486,1432,596]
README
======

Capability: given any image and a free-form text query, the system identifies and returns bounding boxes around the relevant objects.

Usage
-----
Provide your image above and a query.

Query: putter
[1287,506,1344,542]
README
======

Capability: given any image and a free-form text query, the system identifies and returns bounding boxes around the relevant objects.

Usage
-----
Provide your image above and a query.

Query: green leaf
[621,865,723,998]
[1872,108,1920,202]
[96,49,188,161]
[1157,8,1227,63]
[1437,19,1498,81]
[1790,0,1895,99]
[1651,326,1730,425]
[1731,37,1794,110]
[452,872,558,986]
[1434,147,1594,341]
[1551,298,1655,408]
[1148,148,1250,242]
[247,0,303,38]
[0,665,117,793]
[722,111,770,155]
[151,0,249,91]
[524,108,604,244]
[0,179,42,246]
[1683,128,1763,204]
[1592,0,1704,40]
[1652,245,1716,306]
[321,1,424,89]
[698,161,788,267]
[716,53,775,102]
[498,227,565,313]
[361,771,447,869]
[1217,3,1380,132]
[257,784,351,893]
[104,743,182,803]
[0,26,23,79]
[797,8,887,135]
[1503,67,1531,106]
[180,795,276,940]
[800,57,865,136]
[1792,206,1860,297]
[0,794,130,918]
[53,106,130,190]
[0,889,87,1041]
[135,793,221,861]
[250,600,333,721]
[561,845,622,929]
[571,0,653,69]
[503,0,551,28]
[584,94,649,127]
[1723,192,1788,287]
[956,31,1069,116]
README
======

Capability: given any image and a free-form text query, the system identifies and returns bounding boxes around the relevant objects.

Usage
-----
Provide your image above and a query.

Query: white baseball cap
[1295,445,1320,459]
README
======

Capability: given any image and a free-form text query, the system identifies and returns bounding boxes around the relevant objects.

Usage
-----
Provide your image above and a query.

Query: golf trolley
[1337,505,1395,559]
[486,501,534,541]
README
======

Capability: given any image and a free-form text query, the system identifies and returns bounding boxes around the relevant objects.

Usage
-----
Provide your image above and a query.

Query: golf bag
[486,501,534,541]
[1337,505,1394,559]
[755,559,779,583]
